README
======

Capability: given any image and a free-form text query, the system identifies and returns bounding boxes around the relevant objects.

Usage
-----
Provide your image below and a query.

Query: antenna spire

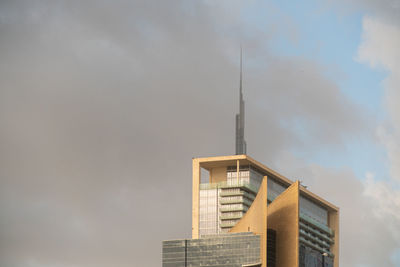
[235,47,246,155]
[240,46,243,96]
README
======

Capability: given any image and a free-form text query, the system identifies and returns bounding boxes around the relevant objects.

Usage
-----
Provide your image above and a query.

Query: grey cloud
[247,58,369,152]
[0,0,373,266]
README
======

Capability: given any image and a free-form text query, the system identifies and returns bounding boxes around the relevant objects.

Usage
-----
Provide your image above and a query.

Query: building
[162,155,339,267]
[162,52,339,267]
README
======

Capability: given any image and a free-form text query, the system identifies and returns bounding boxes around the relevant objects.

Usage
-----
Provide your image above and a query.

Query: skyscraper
[236,47,246,155]
[162,53,339,267]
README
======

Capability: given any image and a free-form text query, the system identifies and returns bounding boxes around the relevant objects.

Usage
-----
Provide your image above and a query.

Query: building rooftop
[194,154,339,211]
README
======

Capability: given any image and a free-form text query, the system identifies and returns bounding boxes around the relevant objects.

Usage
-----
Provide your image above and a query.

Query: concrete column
[192,158,200,239]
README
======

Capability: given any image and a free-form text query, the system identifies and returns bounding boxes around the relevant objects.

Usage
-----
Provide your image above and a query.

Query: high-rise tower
[236,48,246,155]
[163,156,339,267]
[162,51,339,267]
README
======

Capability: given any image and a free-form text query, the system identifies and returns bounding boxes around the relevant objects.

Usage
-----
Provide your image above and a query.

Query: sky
[0,0,399,266]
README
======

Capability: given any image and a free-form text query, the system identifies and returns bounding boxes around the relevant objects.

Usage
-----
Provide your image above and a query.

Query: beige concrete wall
[267,181,300,267]
[329,210,340,267]
[210,167,227,183]
[230,177,268,267]
[192,158,200,239]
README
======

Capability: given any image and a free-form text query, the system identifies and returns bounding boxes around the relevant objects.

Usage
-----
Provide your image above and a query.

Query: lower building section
[162,232,261,267]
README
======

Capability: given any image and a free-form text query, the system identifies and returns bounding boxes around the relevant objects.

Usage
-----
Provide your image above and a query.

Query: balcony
[220,221,238,228]
[200,181,258,195]
[220,205,248,212]
[299,222,334,244]
[219,198,253,207]
[299,213,334,237]
[299,236,334,258]
[299,229,331,250]
[220,214,243,220]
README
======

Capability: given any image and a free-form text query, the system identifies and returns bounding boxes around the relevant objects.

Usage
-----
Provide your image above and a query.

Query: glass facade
[267,178,287,202]
[162,233,261,267]
[299,244,333,267]
[199,166,263,236]
[300,196,328,226]
[299,196,334,266]
[199,188,220,235]
[226,166,264,190]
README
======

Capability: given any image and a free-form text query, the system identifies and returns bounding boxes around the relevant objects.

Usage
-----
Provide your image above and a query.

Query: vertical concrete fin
[267,180,300,267]
[329,209,340,267]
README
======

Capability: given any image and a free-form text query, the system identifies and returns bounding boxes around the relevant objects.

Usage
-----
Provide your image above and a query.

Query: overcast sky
[0,0,400,266]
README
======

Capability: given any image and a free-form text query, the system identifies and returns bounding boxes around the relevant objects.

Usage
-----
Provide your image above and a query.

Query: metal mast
[235,48,246,155]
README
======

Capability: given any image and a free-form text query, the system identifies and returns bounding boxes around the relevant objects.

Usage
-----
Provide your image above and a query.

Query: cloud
[364,173,400,237]
[325,0,400,27]
[357,15,400,183]
[354,14,400,266]
[0,1,384,267]
[357,19,400,186]
[357,16,400,72]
